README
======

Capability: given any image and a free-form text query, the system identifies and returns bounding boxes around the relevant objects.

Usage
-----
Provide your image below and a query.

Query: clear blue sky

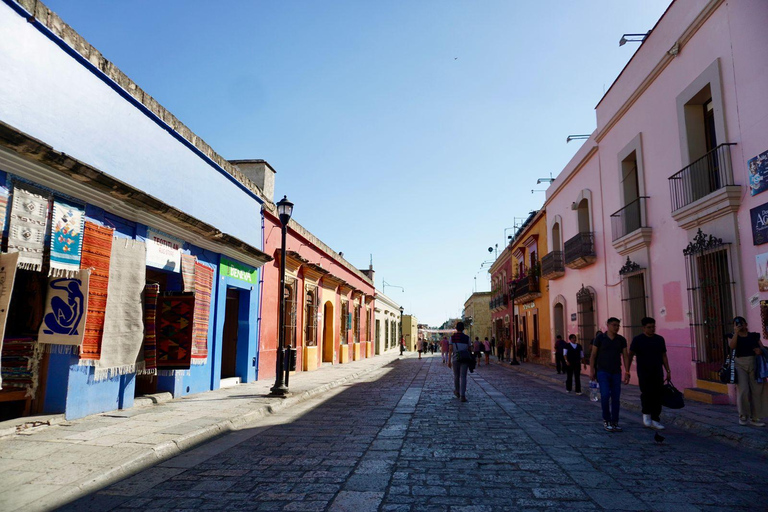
[43,0,671,326]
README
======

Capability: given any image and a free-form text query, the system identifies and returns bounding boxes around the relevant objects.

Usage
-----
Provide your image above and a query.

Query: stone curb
[495,360,768,454]
[25,356,400,512]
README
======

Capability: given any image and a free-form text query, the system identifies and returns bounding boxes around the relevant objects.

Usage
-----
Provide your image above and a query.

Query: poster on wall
[146,228,183,272]
[749,149,768,196]
[757,253,768,292]
[750,201,768,246]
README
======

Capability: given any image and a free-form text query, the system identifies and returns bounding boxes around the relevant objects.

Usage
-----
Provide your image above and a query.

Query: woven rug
[0,338,40,397]
[0,184,9,235]
[49,198,86,278]
[157,293,194,370]
[79,222,114,361]
[96,239,146,380]
[143,283,159,373]
[181,254,196,292]
[191,262,213,365]
[8,183,49,272]
[38,270,90,347]
[0,253,19,389]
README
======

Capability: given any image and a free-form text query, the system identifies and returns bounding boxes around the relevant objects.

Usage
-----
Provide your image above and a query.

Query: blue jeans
[597,370,622,424]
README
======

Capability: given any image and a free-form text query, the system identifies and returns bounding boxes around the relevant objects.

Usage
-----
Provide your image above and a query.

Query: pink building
[543,0,768,403]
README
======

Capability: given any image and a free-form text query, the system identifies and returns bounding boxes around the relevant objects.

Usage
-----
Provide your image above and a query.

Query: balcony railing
[668,143,736,212]
[564,232,596,269]
[610,196,649,241]
[513,274,540,303]
[489,294,509,310]
[541,251,565,279]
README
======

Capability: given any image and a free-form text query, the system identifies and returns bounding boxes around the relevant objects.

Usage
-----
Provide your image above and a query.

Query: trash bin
[286,347,297,372]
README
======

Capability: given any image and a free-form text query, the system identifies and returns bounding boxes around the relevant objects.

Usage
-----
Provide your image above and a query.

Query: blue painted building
[0,0,272,420]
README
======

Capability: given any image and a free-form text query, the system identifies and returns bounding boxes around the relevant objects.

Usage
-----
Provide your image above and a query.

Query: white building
[374,291,402,355]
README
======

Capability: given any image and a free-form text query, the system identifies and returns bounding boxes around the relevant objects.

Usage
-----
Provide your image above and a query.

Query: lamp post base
[510,359,520,366]
[269,384,291,397]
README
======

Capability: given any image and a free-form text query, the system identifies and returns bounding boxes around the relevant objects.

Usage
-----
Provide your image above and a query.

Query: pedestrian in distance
[473,337,483,367]
[483,337,491,365]
[727,316,767,427]
[517,333,527,363]
[399,337,405,356]
[554,334,566,374]
[440,336,450,365]
[626,317,671,430]
[505,337,512,361]
[448,321,472,402]
[564,334,584,394]
[590,318,630,432]
[416,338,424,359]
[495,337,504,362]
[490,337,496,360]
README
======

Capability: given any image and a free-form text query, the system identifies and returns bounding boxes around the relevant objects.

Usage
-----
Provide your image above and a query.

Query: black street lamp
[509,283,520,366]
[399,306,404,355]
[270,195,294,397]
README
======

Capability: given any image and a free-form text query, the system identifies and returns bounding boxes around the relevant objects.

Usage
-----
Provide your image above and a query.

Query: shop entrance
[322,301,334,363]
[221,288,241,379]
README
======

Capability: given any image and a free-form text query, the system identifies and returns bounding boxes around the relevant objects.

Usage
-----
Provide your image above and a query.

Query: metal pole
[510,286,519,365]
[270,222,289,396]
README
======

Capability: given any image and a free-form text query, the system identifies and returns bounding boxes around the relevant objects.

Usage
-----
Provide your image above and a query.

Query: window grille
[304,289,318,346]
[577,285,596,357]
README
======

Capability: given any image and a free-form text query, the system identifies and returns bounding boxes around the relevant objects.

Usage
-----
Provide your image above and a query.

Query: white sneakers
[738,416,765,427]
[749,419,766,427]
[643,414,665,430]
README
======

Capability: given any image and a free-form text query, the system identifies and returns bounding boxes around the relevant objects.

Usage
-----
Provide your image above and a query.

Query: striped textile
[180,254,196,293]
[143,283,160,372]
[191,262,213,365]
[79,222,114,361]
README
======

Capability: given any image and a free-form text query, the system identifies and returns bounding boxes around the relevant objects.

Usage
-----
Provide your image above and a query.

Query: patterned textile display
[96,239,147,380]
[0,184,9,235]
[181,254,196,293]
[38,270,90,347]
[191,262,213,365]
[0,338,40,396]
[0,253,20,389]
[49,198,86,277]
[157,293,194,370]
[79,222,114,361]
[8,183,50,272]
[143,283,159,372]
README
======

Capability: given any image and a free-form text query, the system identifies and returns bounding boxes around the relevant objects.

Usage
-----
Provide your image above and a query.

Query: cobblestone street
[63,355,768,512]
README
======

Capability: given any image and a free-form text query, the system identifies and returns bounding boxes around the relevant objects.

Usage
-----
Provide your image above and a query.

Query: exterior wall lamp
[619,32,650,46]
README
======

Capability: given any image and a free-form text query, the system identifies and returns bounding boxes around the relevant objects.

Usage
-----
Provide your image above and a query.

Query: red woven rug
[191,262,213,365]
[157,293,194,370]
[143,283,159,372]
[79,222,113,361]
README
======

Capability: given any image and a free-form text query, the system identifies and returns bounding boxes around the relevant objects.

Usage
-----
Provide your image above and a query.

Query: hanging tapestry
[143,283,159,373]
[8,183,49,272]
[49,198,86,277]
[79,222,114,361]
[181,253,196,292]
[0,338,40,397]
[95,239,147,380]
[37,270,90,347]
[157,293,194,370]
[0,253,20,389]
[0,184,9,235]
[191,262,213,365]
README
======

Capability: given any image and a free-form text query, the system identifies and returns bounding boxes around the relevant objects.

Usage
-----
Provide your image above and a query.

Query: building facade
[462,292,492,341]
[374,291,402,355]
[402,314,419,351]
[489,248,513,347]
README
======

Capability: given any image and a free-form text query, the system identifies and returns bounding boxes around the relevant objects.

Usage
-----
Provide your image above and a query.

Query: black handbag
[719,349,736,384]
[662,381,685,409]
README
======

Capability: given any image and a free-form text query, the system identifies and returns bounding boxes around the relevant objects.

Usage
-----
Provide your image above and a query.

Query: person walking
[517,333,527,363]
[473,337,483,367]
[564,334,584,394]
[590,318,630,432]
[440,336,450,365]
[448,321,472,402]
[490,337,496,360]
[727,316,767,427]
[399,337,405,356]
[554,335,566,374]
[416,338,424,359]
[627,317,670,430]
[495,337,504,362]
[483,337,491,365]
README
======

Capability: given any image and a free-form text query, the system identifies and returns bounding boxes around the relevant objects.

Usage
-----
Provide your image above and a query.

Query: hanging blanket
[37,270,90,348]
[79,222,114,361]
[8,183,49,272]
[181,253,196,292]
[143,283,159,373]
[191,262,213,365]
[95,239,146,380]
[157,293,194,370]
[0,338,40,397]
[49,198,86,277]
[0,184,9,235]
[0,253,20,389]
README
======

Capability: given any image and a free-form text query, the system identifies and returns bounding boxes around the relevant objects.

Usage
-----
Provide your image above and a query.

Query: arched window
[577,285,597,357]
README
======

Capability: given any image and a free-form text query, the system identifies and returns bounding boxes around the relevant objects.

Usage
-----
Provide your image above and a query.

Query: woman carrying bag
[727,316,767,427]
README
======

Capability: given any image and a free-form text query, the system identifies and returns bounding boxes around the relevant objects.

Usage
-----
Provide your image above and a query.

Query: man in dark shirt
[590,317,630,432]
[554,335,566,374]
[627,317,671,430]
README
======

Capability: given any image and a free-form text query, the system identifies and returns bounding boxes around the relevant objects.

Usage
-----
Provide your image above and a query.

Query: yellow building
[402,314,419,351]
[509,210,552,364]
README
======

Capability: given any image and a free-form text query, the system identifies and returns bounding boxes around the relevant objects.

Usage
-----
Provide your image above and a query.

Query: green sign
[220,257,257,284]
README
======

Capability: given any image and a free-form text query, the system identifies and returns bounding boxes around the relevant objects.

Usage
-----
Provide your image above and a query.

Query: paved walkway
[0,350,404,512]
[495,358,768,453]
[56,354,768,511]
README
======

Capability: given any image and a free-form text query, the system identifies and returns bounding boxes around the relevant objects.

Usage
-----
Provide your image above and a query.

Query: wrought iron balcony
[610,196,649,241]
[564,232,596,269]
[541,251,565,279]
[513,274,541,304]
[668,143,736,212]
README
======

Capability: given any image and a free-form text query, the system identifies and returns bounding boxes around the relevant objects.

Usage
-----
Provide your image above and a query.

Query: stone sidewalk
[0,350,404,512]
[491,358,768,453]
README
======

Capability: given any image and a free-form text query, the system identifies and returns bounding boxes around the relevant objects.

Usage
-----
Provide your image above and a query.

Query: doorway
[221,288,240,379]
[322,301,334,362]
[553,303,565,340]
